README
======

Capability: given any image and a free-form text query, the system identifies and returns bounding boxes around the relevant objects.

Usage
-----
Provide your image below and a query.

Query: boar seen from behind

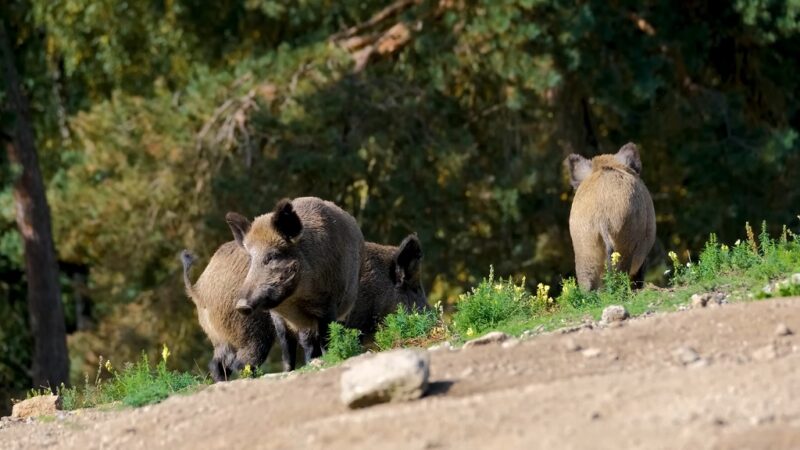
[565,142,656,291]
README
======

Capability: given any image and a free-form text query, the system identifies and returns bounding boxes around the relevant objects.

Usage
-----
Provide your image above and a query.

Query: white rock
[463,331,510,348]
[501,338,520,349]
[11,395,61,419]
[340,349,429,408]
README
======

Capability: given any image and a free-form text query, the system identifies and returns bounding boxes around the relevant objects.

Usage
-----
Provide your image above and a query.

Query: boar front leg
[209,344,236,382]
[272,313,297,371]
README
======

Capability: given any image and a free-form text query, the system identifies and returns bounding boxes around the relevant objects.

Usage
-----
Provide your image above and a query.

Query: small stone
[340,349,429,408]
[460,367,475,378]
[791,273,800,285]
[520,330,536,340]
[428,342,452,352]
[501,338,520,349]
[601,305,628,323]
[582,348,601,358]
[463,331,510,349]
[11,395,61,419]
[691,292,726,308]
[308,358,325,368]
[753,343,777,361]
[673,346,701,365]
[775,323,793,337]
[690,293,707,308]
[590,411,601,420]
[563,338,582,352]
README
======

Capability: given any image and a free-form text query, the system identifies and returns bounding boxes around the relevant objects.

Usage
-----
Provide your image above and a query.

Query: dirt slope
[3,297,800,450]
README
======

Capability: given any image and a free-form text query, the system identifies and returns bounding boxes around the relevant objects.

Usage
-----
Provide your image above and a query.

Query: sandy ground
[2,297,800,450]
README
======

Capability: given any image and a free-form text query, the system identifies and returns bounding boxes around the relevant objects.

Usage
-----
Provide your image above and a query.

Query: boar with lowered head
[226,196,364,362]
[564,142,656,291]
[345,234,428,338]
[181,243,276,381]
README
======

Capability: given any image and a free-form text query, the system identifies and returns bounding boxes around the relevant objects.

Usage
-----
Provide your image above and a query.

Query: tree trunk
[0,21,69,389]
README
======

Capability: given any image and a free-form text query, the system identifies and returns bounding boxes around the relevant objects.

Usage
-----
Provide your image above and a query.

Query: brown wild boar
[180,243,276,381]
[226,196,364,363]
[564,142,656,291]
[345,234,428,338]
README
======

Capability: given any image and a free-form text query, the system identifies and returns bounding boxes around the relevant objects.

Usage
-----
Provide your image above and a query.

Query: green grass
[374,304,445,350]
[55,345,206,410]
[27,220,800,412]
[321,323,363,364]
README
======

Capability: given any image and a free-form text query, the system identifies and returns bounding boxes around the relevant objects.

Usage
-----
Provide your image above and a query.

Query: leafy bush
[57,345,203,410]
[322,323,363,364]
[672,222,800,286]
[374,304,444,351]
[452,267,532,338]
[556,277,599,309]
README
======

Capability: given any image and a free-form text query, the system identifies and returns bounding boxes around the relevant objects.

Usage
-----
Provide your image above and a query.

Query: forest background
[1,0,799,412]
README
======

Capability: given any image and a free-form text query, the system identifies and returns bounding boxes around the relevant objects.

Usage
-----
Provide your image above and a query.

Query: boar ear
[226,212,251,247]
[393,234,423,287]
[564,154,592,189]
[614,142,642,175]
[271,198,303,243]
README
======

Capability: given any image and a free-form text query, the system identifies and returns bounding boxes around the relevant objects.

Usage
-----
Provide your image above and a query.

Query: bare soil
[3,297,800,450]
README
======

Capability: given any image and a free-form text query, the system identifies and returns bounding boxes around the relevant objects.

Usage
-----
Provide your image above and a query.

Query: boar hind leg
[631,259,646,289]
[272,314,298,371]
[299,329,321,364]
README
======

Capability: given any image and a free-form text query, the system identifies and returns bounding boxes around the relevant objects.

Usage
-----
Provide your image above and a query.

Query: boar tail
[180,249,198,301]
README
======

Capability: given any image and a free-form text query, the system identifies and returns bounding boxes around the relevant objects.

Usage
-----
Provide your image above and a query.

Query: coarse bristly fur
[226,196,364,364]
[180,242,275,381]
[564,142,656,291]
[345,234,428,338]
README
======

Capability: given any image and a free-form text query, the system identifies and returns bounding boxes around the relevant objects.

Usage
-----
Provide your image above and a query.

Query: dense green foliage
[2,0,800,411]
[374,304,444,350]
[322,323,363,364]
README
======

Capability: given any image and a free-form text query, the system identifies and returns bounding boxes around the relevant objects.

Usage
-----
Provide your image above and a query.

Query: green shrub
[600,252,634,303]
[556,277,600,309]
[452,267,531,338]
[374,304,443,350]
[322,323,363,364]
[57,345,204,410]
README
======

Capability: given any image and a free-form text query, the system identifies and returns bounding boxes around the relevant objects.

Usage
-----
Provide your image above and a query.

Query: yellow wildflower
[161,344,171,363]
[611,252,621,266]
[104,360,113,373]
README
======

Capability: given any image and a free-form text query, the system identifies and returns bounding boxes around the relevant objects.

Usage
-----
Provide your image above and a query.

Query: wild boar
[226,196,364,363]
[180,243,276,381]
[345,234,428,338]
[564,142,656,291]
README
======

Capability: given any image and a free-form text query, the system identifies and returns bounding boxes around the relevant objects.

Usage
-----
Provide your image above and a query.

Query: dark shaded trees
[1,19,69,389]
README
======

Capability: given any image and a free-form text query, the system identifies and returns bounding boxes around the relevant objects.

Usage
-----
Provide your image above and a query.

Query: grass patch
[374,304,446,350]
[322,323,363,364]
[448,221,800,343]
[56,345,205,410]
